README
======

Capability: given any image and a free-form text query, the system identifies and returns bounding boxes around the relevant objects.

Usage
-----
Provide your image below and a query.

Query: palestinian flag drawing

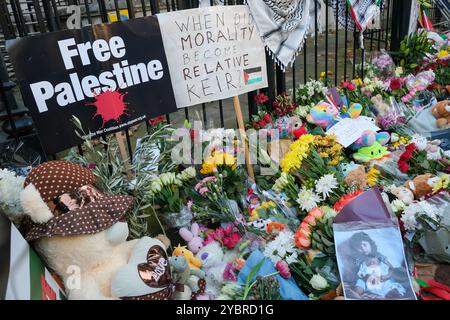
[244,67,263,85]
[419,7,434,31]
[0,211,65,300]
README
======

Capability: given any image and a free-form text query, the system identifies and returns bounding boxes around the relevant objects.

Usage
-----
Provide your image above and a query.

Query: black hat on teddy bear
[20,160,134,241]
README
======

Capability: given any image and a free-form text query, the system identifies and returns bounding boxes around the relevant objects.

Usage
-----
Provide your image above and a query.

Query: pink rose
[276,261,291,279]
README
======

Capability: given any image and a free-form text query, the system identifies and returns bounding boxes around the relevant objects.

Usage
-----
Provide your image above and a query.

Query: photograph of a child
[335,227,416,300]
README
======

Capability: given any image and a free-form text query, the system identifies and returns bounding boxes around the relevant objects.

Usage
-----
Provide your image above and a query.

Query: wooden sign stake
[115,131,133,180]
[233,96,255,181]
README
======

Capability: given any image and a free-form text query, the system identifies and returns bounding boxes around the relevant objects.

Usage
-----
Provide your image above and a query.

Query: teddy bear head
[431,100,450,128]
[195,241,225,269]
[17,160,134,272]
[344,165,368,189]
[390,186,414,205]
[406,173,434,199]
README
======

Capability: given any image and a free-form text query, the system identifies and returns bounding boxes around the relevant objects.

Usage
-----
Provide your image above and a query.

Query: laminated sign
[157,5,268,108]
[8,16,177,154]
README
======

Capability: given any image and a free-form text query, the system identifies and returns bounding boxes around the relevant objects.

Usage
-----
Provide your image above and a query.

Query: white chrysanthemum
[296,187,321,212]
[315,174,338,199]
[263,240,283,264]
[391,199,406,213]
[0,169,25,215]
[263,230,295,264]
[401,206,419,231]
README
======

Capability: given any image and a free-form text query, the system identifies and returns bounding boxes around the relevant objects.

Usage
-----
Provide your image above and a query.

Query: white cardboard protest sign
[158,5,268,108]
[326,116,380,148]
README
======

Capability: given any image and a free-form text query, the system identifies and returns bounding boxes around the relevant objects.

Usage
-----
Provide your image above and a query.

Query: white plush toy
[195,241,238,298]
[16,160,175,300]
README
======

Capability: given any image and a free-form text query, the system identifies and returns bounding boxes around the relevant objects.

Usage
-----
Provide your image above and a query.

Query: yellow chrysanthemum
[200,161,216,175]
[280,134,316,173]
[367,168,381,187]
[432,175,449,193]
[437,50,449,59]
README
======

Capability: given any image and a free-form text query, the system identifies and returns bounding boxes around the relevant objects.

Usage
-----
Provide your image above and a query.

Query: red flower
[333,190,364,212]
[398,160,409,173]
[254,93,269,105]
[258,120,266,128]
[263,114,272,123]
[405,143,417,152]
[428,63,438,71]
[223,233,241,249]
[341,81,349,89]
[347,83,355,91]
[390,78,402,90]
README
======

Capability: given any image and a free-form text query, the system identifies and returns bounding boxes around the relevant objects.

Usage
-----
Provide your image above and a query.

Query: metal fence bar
[344,3,349,81]
[334,0,338,86]
[324,0,328,78]
[314,0,318,80]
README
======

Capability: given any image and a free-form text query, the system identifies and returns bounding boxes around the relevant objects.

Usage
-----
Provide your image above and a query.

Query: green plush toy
[352,141,390,163]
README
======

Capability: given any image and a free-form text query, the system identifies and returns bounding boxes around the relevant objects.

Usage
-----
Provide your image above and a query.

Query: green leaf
[242,258,266,300]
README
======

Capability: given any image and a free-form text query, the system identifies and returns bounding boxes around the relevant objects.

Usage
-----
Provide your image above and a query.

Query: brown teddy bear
[344,165,368,189]
[431,100,450,128]
[405,173,435,199]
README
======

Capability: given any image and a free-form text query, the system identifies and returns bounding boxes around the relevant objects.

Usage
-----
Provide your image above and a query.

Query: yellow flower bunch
[280,134,316,173]
[391,136,410,148]
[432,174,449,193]
[250,201,276,221]
[353,78,363,86]
[313,135,345,166]
[200,150,236,174]
[367,168,381,187]
[437,50,449,59]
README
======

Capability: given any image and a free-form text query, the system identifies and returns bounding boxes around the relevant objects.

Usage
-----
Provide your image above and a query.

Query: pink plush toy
[179,223,203,253]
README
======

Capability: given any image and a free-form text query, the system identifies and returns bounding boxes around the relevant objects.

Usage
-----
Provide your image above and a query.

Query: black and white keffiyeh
[246,0,321,69]
[328,0,383,32]
[199,0,321,69]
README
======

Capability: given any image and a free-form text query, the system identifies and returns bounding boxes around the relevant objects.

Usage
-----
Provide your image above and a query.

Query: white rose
[150,179,162,193]
[391,199,406,213]
[309,274,328,290]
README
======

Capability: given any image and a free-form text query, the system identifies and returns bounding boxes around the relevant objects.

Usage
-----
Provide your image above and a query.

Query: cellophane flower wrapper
[0,139,42,176]
[160,205,193,229]
[371,50,396,78]
[261,189,300,231]
[332,188,417,300]
[415,192,450,264]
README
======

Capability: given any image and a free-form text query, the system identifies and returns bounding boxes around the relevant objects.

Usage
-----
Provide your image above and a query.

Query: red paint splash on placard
[86,90,129,128]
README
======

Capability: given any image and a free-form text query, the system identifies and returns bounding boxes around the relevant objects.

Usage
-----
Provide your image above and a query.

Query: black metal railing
[0,0,401,163]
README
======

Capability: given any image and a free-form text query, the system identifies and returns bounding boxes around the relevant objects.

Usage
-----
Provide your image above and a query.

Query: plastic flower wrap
[372,50,396,77]
[0,168,25,216]
[295,80,328,108]
[400,193,449,251]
